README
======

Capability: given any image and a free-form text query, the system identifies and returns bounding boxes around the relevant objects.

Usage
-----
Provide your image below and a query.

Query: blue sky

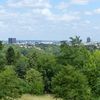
[0,0,100,41]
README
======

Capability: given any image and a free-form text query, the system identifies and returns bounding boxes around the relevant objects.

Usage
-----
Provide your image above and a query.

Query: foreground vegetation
[0,36,100,100]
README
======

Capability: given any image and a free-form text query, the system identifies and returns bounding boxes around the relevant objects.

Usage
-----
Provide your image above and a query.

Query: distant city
[1,37,100,49]
[7,38,61,45]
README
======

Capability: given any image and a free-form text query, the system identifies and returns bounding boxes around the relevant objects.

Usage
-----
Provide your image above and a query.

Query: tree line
[0,36,100,100]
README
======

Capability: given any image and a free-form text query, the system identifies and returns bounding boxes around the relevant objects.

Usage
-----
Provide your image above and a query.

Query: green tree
[94,77,100,97]
[58,40,96,70]
[70,36,82,46]
[57,42,74,65]
[0,67,28,100]
[52,65,91,100]
[25,68,44,95]
[0,53,6,71]
[28,52,38,69]
[0,41,3,50]
[37,53,61,93]
[15,51,21,63]
[6,46,15,65]
[58,41,99,97]
[58,42,84,66]
[93,50,100,68]
[87,50,100,97]
[15,56,28,79]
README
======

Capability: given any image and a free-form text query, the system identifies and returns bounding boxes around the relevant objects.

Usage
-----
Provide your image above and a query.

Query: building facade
[8,38,16,44]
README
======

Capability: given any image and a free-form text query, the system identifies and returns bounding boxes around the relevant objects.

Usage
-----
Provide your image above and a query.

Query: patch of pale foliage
[19,94,62,100]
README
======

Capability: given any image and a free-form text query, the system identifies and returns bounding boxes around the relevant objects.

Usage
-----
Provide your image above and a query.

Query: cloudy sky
[0,0,100,41]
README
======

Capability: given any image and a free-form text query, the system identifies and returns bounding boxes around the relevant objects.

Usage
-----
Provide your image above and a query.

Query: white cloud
[41,8,53,17]
[71,0,90,5]
[94,8,100,14]
[84,8,100,16]
[7,0,51,9]
[56,14,80,22]
[56,0,91,11]
[56,2,69,10]
[84,20,91,24]
[84,11,93,15]
[32,8,80,22]
[0,0,80,24]
[0,21,7,28]
[0,0,96,40]
[47,13,80,22]
[0,9,19,18]
[93,26,100,30]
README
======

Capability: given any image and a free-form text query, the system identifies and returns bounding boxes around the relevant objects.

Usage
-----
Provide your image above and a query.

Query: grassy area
[19,94,62,100]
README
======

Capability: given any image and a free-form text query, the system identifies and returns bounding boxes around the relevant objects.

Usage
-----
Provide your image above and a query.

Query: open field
[19,94,62,100]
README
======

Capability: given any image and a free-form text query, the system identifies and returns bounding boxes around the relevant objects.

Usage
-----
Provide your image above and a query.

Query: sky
[0,0,100,41]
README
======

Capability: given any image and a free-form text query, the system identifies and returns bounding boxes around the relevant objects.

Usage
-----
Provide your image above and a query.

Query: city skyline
[0,0,100,41]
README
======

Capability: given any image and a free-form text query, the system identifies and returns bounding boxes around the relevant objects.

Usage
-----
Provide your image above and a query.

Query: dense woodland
[0,37,100,100]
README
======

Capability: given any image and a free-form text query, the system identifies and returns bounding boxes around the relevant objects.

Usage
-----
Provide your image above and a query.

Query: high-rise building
[87,37,91,43]
[8,38,16,44]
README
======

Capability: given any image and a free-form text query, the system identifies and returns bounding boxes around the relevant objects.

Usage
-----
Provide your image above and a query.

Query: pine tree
[6,46,15,65]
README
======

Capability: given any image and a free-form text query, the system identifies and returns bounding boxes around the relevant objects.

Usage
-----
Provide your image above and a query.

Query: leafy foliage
[0,41,3,50]
[25,68,44,95]
[0,67,28,100]
[52,65,91,100]
[0,53,6,71]
[15,56,28,79]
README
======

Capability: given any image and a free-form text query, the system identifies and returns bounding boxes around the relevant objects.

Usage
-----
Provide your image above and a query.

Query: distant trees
[70,36,82,46]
